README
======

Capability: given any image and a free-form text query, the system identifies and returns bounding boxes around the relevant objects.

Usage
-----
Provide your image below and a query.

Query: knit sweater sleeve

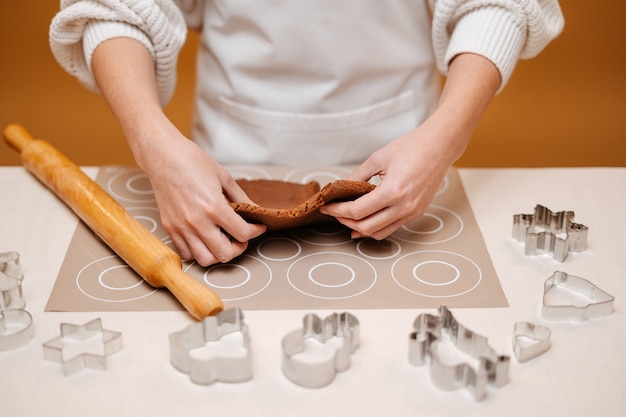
[49,0,197,106]
[430,0,564,91]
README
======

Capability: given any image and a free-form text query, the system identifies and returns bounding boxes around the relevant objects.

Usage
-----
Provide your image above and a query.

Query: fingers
[170,219,266,266]
[321,183,428,241]
[163,196,266,266]
[348,217,407,240]
[172,226,252,266]
[331,202,409,241]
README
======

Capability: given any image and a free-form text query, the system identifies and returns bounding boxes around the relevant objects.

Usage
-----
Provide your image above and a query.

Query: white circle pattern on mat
[287,252,377,299]
[184,255,272,301]
[356,238,402,260]
[391,250,482,298]
[289,223,353,246]
[283,167,351,185]
[106,170,155,203]
[392,205,463,244]
[256,237,302,261]
[76,256,158,302]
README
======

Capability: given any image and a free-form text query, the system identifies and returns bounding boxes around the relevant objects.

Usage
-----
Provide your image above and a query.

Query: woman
[50,0,564,265]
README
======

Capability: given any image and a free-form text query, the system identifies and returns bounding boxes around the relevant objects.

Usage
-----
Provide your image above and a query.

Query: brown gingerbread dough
[230,179,375,231]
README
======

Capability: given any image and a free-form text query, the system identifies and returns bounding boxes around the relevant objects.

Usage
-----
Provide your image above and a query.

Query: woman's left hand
[320,53,501,240]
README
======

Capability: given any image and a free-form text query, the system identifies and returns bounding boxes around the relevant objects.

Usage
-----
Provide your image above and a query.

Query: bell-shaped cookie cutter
[409,305,510,401]
[0,251,25,311]
[42,318,123,376]
[542,271,615,321]
[282,311,360,388]
[512,321,551,363]
[169,307,253,385]
[512,204,588,262]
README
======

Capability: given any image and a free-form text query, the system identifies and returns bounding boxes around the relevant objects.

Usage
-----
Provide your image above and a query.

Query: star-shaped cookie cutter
[169,307,253,385]
[512,204,588,262]
[42,318,123,376]
[408,305,510,401]
[542,271,615,321]
[282,311,360,388]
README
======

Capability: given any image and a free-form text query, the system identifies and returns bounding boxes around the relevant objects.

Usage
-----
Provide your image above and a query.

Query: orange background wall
[1,1,624,167]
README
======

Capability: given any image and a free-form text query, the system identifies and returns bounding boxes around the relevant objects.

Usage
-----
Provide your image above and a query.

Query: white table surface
[1,166,625,417]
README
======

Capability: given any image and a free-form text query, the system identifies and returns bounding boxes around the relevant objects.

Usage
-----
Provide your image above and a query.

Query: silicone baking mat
[46,166,508,312]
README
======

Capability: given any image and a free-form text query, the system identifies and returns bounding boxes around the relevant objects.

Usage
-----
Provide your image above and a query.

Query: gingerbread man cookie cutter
[169,307,253,385]
[42,318,123,376]
[542,271,615,321]
[282,311,360,388]
[409,305,510,401]
[512,204,588,262]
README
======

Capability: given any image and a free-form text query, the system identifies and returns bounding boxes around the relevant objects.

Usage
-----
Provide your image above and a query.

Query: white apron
[192,0,440,165]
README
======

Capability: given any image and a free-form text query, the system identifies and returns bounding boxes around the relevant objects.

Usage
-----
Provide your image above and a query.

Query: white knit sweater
[50,0,564,106]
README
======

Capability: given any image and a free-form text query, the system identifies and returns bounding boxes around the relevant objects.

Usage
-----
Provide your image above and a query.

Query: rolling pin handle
[3,123,35,153]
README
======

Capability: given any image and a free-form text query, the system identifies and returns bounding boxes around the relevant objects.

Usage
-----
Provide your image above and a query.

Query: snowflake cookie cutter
[169,307,253,385]
[42,318,123,376]
[512,204,588,262]
[282,311,360,388]
[542,271,615,321]
[409,305,510,401]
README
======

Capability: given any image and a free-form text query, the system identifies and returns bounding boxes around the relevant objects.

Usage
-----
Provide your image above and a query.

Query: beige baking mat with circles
[46,166,508,312]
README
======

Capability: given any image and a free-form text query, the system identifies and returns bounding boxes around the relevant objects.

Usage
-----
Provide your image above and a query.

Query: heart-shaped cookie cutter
[512,321,551,363]
[169,307,252,385]
[282,311,359,388]
[512,205,588,262]
[542,271,615,321]
[408,305,510,401]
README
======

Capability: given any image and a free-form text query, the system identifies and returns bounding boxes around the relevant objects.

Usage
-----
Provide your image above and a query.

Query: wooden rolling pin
[3,124,223,319]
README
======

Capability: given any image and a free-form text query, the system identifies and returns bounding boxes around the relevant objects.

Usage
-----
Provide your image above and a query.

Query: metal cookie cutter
[409,305,510,401]
[0,251,25,311]
[42,318,123,376]
[512,322,551,363]
[512,204,588,262]
[169,307,252,385]
[0,309,34,351]
[282,311,360,388]
[0,251,34,351]
[542,271,615,321]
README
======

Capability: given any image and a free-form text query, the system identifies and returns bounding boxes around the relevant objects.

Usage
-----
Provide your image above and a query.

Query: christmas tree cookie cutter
[542,271,615,321]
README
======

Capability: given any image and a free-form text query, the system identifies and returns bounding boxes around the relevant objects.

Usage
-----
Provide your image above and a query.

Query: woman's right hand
[92,37,265,266]
[138,124,267,266]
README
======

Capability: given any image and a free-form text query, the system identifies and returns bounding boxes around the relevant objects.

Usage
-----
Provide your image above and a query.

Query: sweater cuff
[83,20,156,74]
[446,7,525,91]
